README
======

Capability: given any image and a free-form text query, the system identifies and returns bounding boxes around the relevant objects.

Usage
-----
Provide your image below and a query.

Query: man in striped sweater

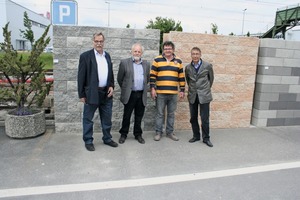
[150,41,185,141]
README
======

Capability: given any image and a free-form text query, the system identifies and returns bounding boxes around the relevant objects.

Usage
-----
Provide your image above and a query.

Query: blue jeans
[155,94,177,134]
[189,95,210,141]
[82,90,113,144]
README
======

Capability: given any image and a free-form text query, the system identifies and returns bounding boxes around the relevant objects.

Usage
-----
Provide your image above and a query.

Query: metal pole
[242,8,247,35]
[105,1,110,27]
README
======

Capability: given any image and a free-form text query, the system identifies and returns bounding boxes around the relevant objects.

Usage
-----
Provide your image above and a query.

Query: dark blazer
[117,58,150,106]
[77,49,114,105]
[185,60,214,104]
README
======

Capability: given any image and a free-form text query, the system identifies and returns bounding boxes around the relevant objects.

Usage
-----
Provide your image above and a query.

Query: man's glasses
[94,40,104,44]
[163,48,173,50]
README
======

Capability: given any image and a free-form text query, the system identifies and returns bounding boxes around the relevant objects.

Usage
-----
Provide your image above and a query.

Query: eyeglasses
[163,48,173,50]
[94,40,104,44]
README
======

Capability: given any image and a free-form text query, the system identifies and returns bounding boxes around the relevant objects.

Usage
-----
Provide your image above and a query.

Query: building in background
[0,0,52,51]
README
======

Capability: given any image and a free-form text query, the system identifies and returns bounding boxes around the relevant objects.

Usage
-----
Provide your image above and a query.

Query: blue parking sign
[51,0,77,25]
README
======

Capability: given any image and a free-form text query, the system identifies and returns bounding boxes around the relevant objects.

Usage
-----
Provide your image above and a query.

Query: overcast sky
[11,0,300,35]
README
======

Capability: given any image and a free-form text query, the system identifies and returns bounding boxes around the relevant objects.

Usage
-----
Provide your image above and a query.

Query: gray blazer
[117,58,150,106]
[185,60,214,104]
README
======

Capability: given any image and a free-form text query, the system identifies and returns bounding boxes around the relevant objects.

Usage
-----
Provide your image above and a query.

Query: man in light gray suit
[185,47,214,147]
[117,43,150,144]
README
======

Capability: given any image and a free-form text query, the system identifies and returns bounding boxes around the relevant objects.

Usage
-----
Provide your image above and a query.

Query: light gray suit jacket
[117,58,150,106]
[185,59,214,104]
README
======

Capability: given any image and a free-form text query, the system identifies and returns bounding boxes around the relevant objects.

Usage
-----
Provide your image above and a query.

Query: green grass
[0,52,53,70]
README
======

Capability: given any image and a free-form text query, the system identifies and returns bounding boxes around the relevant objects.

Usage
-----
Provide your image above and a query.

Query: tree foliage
[211,23,218,34]
[0,12,52,115]
[146,16,183,53]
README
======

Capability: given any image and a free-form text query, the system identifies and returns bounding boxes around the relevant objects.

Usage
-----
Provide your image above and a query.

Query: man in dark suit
[77,32,118,151]
[117,43,150,144]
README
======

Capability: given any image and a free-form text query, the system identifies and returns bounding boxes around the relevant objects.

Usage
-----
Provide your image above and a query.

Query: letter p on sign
[52,0,78,25]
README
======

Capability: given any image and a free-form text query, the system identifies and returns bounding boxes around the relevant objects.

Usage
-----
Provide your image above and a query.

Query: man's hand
[107,87,114,97]
[80,98,86,104]
[179,91,185,100]
[151,88,157,100]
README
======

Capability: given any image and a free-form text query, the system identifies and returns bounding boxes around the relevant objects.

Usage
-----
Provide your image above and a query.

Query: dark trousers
[82,90,113,144]
[189,95,210,141]
[119,91,145,137]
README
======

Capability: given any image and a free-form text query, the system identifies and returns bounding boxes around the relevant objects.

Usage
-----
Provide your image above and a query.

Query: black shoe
[104,140,118,147]
[189,137,200,143]
[203,140,213,147]
[85,143,95,151]
[119,135,126,144]
[135,135,145,144]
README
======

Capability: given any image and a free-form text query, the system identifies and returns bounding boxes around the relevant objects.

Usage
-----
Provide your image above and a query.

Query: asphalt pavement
[0,125,300,200]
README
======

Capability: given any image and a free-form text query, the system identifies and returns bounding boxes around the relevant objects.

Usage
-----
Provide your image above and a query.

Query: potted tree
[0,12,52,138]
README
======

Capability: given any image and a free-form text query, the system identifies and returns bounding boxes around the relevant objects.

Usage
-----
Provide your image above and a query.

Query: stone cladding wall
[164,32,260,129]
[252,39,300,126]
[53,26,159,133]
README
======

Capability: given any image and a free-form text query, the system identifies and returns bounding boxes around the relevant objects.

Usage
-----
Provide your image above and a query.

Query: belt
[98,87,107,90]
[132,90,143,93]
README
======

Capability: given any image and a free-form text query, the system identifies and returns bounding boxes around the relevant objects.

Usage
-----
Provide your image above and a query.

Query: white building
[0,0,52,50]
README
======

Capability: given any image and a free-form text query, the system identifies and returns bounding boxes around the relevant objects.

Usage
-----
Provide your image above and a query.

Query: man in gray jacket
[185,47,214,147]
[117,43,150,144]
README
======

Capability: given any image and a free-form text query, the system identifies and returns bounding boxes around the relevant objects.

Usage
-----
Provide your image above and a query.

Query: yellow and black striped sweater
[150,55,185,94]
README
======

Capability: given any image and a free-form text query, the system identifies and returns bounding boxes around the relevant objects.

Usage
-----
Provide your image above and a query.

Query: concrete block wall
[53,26,160,134]
[251,39,300,126]
[164,32,260,129]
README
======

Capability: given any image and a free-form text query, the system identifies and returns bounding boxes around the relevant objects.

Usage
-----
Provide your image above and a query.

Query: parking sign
[51,0,77,25]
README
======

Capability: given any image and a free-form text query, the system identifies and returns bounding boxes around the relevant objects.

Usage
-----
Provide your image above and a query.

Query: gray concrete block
[291,68,300,76]
[259,39,286,48]
[254,83,272,92]
[281,76,299,84]
[273,67,292,76]
[250,116,267,127]
[269,101,288,110]
[267,118,285,126]
[285,118,300,126]
[286,102,300,110]
[278,93,297,102]
[255,74,281,84]
[256,65,273,75]
[253,100,270,109]
[276,110,294,118]
[252,108,277,118]
[259,47,276,57]
[254,92,279,101]
[275,49,294,58]
[294,50,300,58]
[271,84,289,93]
[293,110,300,117]
[288,84,300,93]
[284,58,300,68]
[258,57,284,67]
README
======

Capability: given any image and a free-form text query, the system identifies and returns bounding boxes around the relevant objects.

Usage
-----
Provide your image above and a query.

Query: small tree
[211,23,218,34]
[0,12,52,115]
[146,16,183,53]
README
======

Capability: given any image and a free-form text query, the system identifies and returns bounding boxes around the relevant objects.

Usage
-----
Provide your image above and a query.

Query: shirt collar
[94,49,105,56]
[162,53,176,61]
[192,59,202,66]
[132,57,143,64]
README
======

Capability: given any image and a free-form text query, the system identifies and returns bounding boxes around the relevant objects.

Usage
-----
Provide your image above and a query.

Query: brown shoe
[166,133,179,141]
[154,133,161,141]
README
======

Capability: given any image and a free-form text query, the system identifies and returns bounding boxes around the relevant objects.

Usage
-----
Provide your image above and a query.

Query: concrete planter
[5,109,46,138]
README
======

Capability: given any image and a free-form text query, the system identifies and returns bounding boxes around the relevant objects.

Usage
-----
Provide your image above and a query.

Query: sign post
[51,0,78,25]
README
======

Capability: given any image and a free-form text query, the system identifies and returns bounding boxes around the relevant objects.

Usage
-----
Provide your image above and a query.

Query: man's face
[93,35,104,53]
[132,45,143,61]
[163,45,174,58]
[191,50,201,63]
